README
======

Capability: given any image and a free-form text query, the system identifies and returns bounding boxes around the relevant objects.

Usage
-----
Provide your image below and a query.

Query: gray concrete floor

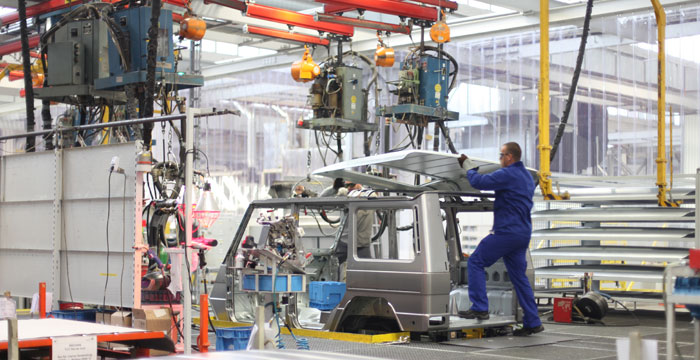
[199,309,698,359]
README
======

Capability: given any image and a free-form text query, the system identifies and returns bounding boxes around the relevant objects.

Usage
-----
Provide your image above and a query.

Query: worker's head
[333,177,345,189]
[294,185,305,195]
[500,142,522,167]
[346,182,362,191]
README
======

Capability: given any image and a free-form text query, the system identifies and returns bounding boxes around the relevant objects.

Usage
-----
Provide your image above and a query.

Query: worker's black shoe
[513,325,545,336]
[458,309,489,320]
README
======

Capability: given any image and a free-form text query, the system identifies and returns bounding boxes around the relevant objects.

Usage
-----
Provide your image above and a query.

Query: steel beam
[246,3,354,37]
[244,25,330,46]
[0,110,238,142]
[315,0,437,21]
[315,13,411,34]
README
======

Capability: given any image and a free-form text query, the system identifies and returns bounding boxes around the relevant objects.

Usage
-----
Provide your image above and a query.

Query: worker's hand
[458,154,468,168]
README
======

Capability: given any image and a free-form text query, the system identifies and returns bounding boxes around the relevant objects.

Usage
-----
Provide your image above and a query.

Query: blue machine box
[108,6,175,76]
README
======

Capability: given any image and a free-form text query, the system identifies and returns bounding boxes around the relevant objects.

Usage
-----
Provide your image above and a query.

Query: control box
[47,19,109,86]
[108,6,175,76]
[336,66,365,122]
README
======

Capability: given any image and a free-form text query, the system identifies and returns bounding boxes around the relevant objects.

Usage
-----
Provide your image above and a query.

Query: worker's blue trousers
[468,233,542,328]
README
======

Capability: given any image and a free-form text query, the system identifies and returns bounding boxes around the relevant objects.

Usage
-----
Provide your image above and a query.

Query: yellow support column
[651,0,680,207]
[537,0,567,200]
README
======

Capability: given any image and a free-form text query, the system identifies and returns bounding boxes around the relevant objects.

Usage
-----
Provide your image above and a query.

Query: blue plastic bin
[50,309,97,322]
[242,274,304,292]
[215,326,253,351]
[309,281,346,310]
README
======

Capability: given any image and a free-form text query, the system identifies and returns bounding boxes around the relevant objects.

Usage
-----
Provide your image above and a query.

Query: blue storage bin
[242,274,304,292]
[50,309,97,322]
[309,281,346,310]
[215,326,253,351]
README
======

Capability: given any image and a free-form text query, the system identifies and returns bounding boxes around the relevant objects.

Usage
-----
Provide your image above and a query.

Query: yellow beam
[651,0,679,207]
[193,317,409,344]
[279,327,410,344]
[537,0,568,201]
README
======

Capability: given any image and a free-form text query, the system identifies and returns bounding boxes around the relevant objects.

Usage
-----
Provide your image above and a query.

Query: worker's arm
[466,168,510,191]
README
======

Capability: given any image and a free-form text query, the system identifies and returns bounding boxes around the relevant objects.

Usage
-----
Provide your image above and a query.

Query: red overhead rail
[0,0,188,28]
[315,0,437,21]
[246,3,354,37]
[323,4,357,14]
[203,0,246,12]
[244,25,330,46]
[0,35,40,57]
[0,0,82,27]
[411,0,458,11]
[315,13,411,34]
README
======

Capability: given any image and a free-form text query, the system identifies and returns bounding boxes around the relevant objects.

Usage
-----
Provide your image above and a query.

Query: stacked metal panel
[531,178,697,292]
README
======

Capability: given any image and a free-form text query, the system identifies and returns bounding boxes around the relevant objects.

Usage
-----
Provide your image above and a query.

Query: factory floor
[196,308,697,360]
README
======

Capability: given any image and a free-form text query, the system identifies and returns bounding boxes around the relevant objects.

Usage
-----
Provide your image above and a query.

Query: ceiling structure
[0,0,696,116]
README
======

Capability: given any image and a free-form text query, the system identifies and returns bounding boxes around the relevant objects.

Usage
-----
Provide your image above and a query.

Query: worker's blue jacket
[466,161,535,236]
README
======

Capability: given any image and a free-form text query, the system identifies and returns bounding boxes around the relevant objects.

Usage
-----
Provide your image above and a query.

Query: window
[354,208,417,261]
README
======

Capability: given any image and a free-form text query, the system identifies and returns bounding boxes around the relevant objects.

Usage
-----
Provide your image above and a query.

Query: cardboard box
[133,308,173,356]
[110,311,132,327]
[96,312,111,325]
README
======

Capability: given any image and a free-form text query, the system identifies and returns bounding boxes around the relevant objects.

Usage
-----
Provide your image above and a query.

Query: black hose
[18,0,35,152]
[42,101,53,150]
[320,210,341,224]
[143,0,162,148]
[550,0,594,162]
[437,120,458,154]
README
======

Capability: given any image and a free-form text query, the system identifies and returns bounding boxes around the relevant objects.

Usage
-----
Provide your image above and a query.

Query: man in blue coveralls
[457,142,544,336]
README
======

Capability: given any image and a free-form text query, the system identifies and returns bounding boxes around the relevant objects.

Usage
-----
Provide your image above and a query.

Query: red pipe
[315,0,437,21]
[0,0,83,27]
[197,294,210,352]
[323,4,358,14]
[246,3,354,37]
[245,25,330,46]
[315,13,411,34]
[411,0,458,11]
[0,0,187,27]
[0,35,39,57]
[325,0,457,14]
[203,0,246,12]
[39,282,46,319]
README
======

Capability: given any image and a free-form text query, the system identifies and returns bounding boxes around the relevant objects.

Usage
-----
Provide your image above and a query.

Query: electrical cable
[119,172,127,311]
[309,210,341,237]
[60,154,74,303]
[103,171,113,310]
[550,0,594,162]
[186,148,210,176]
[143,0,162,147]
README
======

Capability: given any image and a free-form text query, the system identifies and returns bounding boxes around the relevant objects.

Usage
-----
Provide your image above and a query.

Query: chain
[167,125,174,161]
[375,130,381,154]
[185,0,193,16]
[306,149,312,179]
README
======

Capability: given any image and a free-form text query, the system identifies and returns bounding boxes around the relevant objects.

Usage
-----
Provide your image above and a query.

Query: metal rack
[531,172,698,297]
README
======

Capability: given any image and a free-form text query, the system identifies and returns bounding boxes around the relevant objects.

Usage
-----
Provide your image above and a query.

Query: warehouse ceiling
[0,0,696,119]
